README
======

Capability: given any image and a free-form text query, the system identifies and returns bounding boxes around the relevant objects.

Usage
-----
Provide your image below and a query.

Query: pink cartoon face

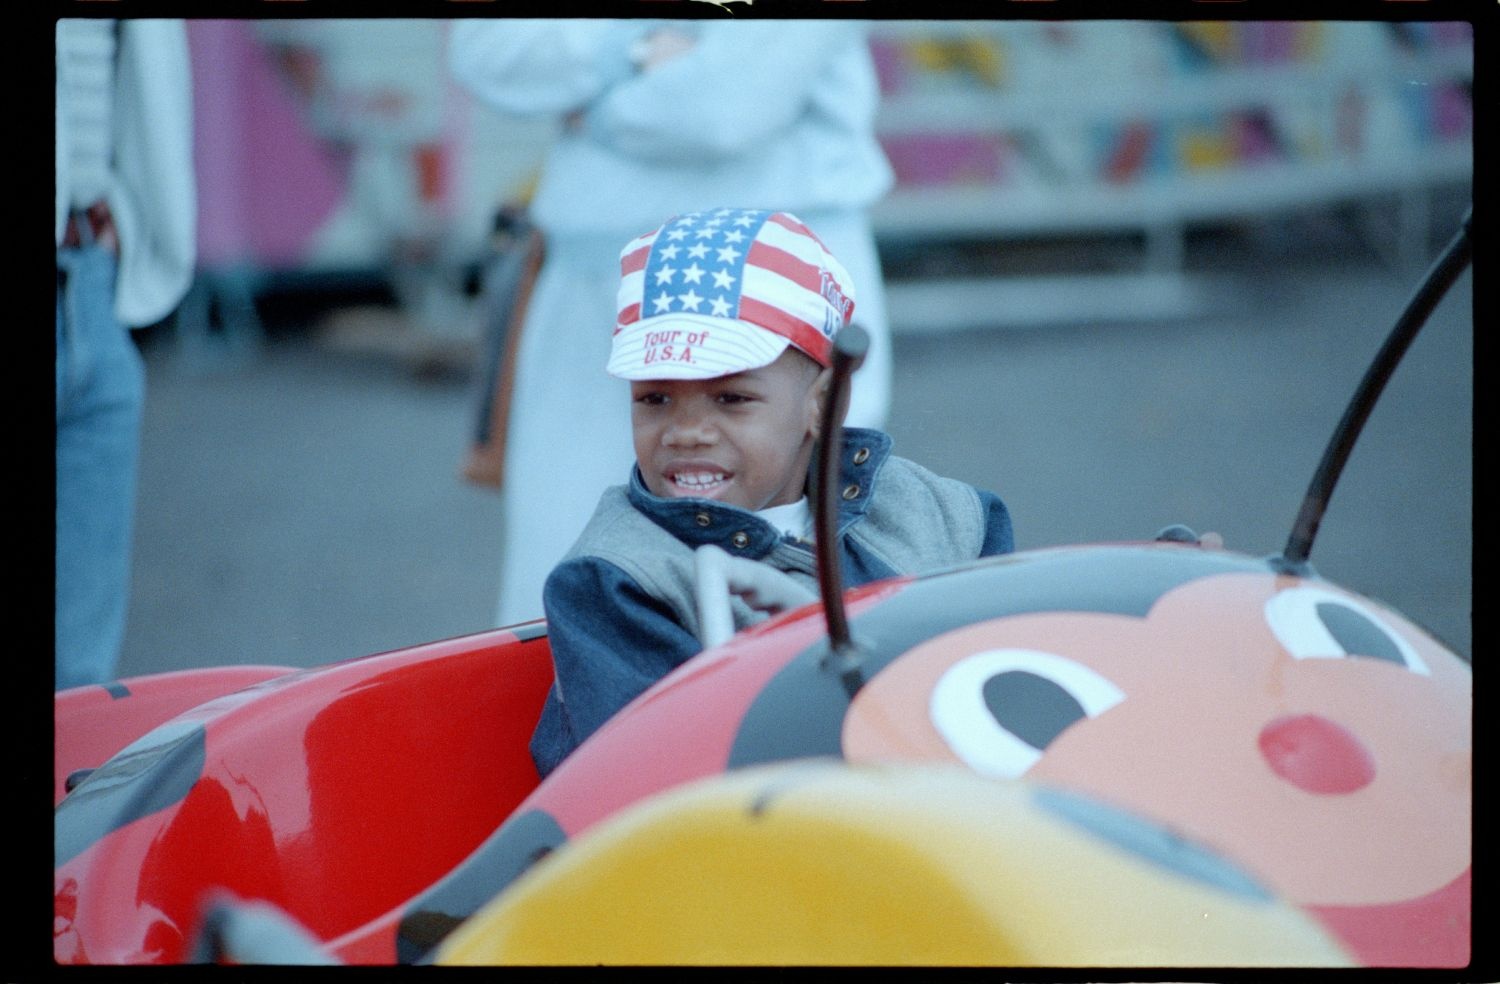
[838,567,1471,965]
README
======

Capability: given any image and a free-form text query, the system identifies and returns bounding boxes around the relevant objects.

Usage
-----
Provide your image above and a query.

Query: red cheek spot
[1257,714,1376,794]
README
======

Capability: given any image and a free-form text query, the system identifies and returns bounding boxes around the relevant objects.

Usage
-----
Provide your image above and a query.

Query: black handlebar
[1276,206,1472,573]
[812,325,869,689]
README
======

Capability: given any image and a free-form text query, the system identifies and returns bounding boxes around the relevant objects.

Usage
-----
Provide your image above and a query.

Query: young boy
[531,208,1013,777]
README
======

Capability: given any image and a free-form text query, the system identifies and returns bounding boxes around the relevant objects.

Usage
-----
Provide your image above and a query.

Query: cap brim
[608,313,792,380]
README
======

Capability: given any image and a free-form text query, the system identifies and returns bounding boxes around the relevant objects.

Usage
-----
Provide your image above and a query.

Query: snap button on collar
[695,512,712,527]
[731,531,750,549]
[852,447,870,465]
[842,484,861,501]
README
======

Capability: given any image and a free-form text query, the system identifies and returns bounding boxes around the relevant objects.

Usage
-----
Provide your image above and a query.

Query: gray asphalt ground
[116,203,1472,681]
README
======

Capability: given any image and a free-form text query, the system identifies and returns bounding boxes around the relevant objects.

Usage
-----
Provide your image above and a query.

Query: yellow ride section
[437,763,1353,966]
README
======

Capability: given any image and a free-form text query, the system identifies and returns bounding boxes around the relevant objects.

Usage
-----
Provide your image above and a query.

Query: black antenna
[812,325,869,691]
[1275,207,1472,575]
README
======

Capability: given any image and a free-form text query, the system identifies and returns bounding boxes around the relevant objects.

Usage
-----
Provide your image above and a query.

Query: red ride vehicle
[54,212,1472,968]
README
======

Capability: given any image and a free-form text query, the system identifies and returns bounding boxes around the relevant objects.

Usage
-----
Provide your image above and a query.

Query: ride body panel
[437,763,1354,966]
[407,544,1468,967]
[55,665,297,806]
[54,626,553,964]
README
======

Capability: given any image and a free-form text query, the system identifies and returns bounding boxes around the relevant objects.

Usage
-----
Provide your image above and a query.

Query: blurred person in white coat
[56,19,196,688]
[450,19,894,627]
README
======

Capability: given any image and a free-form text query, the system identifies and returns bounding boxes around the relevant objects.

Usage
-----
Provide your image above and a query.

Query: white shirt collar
[755,497,811,540]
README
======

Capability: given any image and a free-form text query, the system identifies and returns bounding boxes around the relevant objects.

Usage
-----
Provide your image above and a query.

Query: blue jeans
[56,245,144,690]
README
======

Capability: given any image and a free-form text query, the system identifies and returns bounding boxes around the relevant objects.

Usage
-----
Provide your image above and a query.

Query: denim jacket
[530,428,1013,776]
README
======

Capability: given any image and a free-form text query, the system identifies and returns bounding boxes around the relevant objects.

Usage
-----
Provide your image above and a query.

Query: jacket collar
[626,427,892,558]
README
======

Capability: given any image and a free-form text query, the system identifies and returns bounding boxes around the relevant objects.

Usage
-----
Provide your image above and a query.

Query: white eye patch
[931,649,1125,779]
[1265,585,1428,676]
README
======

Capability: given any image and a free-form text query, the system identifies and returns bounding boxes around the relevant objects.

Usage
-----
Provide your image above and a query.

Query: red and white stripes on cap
[608,208,856,380]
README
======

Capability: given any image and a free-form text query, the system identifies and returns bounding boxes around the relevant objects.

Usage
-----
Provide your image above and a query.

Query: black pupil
[1316,602,1406,665]
[982,670,1087,750]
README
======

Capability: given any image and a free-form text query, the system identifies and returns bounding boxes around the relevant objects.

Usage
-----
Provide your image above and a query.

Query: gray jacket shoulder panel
[851,454,985,574]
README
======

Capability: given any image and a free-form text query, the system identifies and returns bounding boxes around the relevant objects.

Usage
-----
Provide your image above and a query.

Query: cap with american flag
[608,208,856,380]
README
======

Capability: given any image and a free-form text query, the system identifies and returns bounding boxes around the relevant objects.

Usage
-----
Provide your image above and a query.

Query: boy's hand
[730,565,817,616]
[1154,524,1225,549]
[695,546,816,649]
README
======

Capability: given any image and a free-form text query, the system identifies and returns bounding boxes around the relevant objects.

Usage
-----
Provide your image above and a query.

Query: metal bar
[812,325,869,659]
[1277,206,1471,572]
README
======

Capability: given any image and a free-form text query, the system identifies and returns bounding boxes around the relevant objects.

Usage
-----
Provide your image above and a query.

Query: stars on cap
[643,209,769,320]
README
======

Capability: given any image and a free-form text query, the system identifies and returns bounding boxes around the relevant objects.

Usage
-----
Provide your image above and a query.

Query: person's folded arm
[585,22,864,163]
[448,19,644,117]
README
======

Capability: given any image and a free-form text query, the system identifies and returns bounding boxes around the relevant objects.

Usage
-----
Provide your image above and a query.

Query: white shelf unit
[866,21,1474,331]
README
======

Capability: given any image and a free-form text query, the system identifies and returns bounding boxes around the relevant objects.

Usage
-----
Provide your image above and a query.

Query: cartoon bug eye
[1265,585,1429,675]
[930,649,1124,779]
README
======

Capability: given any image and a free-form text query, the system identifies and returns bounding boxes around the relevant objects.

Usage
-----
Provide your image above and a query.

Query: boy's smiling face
[631,349,827,512]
